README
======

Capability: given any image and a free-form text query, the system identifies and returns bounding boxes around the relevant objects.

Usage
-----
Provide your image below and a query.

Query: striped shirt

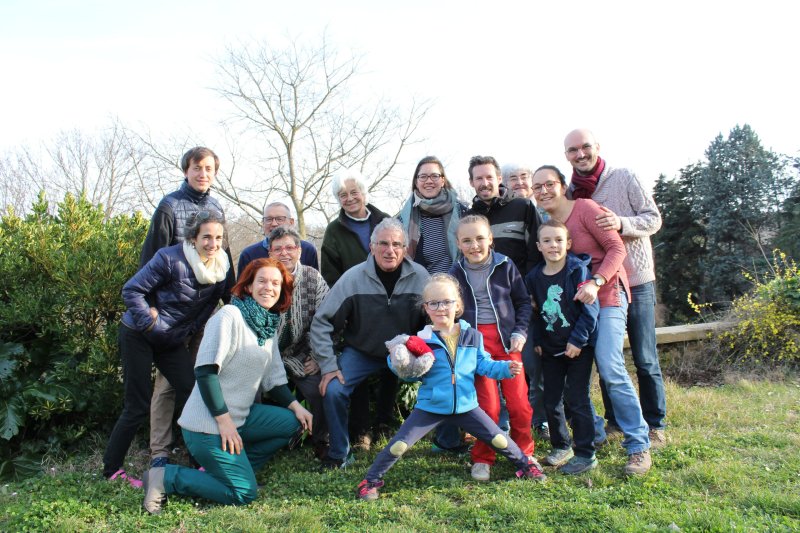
[416,214,452,274]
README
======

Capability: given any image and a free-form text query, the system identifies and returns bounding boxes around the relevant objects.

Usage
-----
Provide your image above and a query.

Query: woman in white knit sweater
[142,257,313,513]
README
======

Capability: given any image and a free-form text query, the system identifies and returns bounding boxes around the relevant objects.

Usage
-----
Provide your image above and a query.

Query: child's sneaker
[560,455,598,475]
[470,462,491,481]
[542,447,574,467]
[356,479,384,501]
[516,460,547,482]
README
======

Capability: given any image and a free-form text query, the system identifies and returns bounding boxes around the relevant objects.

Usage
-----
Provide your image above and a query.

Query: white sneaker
[471,462,491,481]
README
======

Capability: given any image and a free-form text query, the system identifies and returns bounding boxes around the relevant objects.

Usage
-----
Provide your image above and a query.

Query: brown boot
[648,429,667,449]
[624,450,652,476]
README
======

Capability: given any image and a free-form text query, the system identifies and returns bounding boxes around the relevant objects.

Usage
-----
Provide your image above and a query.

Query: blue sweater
[237,238,318,276]
[388,321,513,415]
[450,251,532,352]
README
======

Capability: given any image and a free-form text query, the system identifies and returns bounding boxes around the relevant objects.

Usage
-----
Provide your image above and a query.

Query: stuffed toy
[385,334,435,379]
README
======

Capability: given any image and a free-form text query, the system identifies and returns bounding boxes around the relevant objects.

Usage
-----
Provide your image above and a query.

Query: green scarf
[232,295,280,346]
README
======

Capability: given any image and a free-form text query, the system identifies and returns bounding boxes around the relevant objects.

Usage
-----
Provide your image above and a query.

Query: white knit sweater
[178,305,288,434]
[578,165,662,287]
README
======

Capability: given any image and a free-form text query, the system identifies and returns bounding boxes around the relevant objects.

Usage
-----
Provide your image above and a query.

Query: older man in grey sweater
[564,128,667,449]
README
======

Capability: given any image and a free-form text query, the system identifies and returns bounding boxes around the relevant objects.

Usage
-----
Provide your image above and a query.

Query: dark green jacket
[320,204,389,287]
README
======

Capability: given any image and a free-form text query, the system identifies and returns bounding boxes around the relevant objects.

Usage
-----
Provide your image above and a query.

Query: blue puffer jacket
[388,321,513,415]
[450,251,533,352]
[121,244,226,348]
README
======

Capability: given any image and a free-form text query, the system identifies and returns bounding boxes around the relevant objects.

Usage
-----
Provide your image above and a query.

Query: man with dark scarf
[564,128,667,449]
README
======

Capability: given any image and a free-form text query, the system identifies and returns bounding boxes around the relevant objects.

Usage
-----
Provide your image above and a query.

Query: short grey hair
[501,163,535,181]
[331,170,369,203]
[267,226,301,248]
[370,218,408,246]
[263,201,294,219]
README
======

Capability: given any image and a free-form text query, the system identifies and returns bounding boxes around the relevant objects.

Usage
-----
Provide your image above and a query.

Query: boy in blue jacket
[525,219,600,474]
[356,274,546,501]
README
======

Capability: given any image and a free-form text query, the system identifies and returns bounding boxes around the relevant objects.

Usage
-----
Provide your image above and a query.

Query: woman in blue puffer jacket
[103,211,229,483]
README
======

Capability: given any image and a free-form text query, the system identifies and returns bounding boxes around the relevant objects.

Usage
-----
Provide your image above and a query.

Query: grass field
[2,376,799,532]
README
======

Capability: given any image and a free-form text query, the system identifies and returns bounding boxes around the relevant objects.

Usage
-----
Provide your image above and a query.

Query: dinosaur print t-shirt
[531,267,571,355]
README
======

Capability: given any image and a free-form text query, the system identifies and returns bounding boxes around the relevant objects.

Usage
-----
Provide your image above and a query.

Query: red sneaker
[356,479,384,501]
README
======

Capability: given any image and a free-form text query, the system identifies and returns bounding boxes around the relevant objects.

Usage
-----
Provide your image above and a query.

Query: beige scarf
[182,241,230,284]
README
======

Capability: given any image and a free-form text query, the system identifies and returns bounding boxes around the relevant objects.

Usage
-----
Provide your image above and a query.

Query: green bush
[0,193,147,479]
[713,251,800,365]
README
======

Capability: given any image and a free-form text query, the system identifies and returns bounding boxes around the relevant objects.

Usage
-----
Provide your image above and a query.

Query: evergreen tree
[695,124,783,304]
[775,161,800,260]
[653,168,706,324]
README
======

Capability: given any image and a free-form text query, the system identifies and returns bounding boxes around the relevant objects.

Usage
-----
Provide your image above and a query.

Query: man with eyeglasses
[139,146,236,472]
[310,218,429,470]
[466,155,543,275]
[563,128,667,449]
[237,201,319,275]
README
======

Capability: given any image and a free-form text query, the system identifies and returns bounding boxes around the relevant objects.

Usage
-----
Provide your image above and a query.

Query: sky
[1,0,797,206]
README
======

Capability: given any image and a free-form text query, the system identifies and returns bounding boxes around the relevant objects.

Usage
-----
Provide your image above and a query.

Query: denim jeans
[521,321,547,427]
[593,293,650,453]
[602,281,667,430]
[324,346,389,460]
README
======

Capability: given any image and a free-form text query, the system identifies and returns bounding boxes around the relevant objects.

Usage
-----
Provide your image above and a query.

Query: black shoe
[431,438,472,455]
[534,424,551,441]
[319,452,355,472]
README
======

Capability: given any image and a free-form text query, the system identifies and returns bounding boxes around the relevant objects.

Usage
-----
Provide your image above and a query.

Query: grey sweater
[570,164,662,287]
[178,305,288,433]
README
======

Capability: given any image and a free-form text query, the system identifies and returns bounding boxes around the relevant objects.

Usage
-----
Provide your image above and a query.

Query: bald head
[564,128,600,175]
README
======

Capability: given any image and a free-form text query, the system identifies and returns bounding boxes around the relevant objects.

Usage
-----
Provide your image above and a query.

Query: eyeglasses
[424,299,456,310]
[190,209,225,225]
[271,245,298,254]
[263,216,288,224]
[532,181,559,195]
[565,143,596,156]
[416,173,443,182]
[338,190,362,200]
[375,240,404,250]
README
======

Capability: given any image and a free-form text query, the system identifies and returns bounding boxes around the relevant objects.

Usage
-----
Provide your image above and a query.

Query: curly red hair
[232,258,293,313]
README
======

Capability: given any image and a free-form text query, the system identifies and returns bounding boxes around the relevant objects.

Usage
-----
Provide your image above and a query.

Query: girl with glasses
[356,274,544,501]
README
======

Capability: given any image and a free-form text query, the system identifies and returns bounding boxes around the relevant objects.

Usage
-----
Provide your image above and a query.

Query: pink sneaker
[109,469,143,489]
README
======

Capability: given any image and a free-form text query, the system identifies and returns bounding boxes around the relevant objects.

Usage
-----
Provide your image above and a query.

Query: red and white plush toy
[385,334,435,379]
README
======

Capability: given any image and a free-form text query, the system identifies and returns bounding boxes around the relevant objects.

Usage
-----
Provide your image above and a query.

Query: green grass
[2,377,799,532]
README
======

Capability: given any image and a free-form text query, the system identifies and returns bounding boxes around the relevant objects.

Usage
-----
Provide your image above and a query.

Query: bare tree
[213,35,428,237]
[0,118,164,219]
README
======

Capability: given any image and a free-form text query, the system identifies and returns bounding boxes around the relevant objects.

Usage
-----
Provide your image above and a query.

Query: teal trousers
[164,404,299,505]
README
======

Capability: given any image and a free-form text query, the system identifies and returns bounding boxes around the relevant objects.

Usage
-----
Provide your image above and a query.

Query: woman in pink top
[530,165,652,476]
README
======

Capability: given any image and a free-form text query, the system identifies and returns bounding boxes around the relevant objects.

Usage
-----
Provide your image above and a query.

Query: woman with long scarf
[104,211,230,486]
[398,155,468,453]
[398,156,468,275]
[141,258,312,512]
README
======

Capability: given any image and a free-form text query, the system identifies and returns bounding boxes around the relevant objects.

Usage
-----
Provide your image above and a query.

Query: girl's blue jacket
[388,320,513,415]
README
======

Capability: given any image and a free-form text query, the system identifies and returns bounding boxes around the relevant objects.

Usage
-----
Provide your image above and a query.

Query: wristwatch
[593,276,605,287]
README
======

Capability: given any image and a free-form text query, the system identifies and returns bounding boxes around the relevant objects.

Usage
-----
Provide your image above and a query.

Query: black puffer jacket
[139,180,234,301]
[122,244,226,348]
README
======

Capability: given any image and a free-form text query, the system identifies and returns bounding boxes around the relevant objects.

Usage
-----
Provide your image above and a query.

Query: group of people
[101,127,667,511]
